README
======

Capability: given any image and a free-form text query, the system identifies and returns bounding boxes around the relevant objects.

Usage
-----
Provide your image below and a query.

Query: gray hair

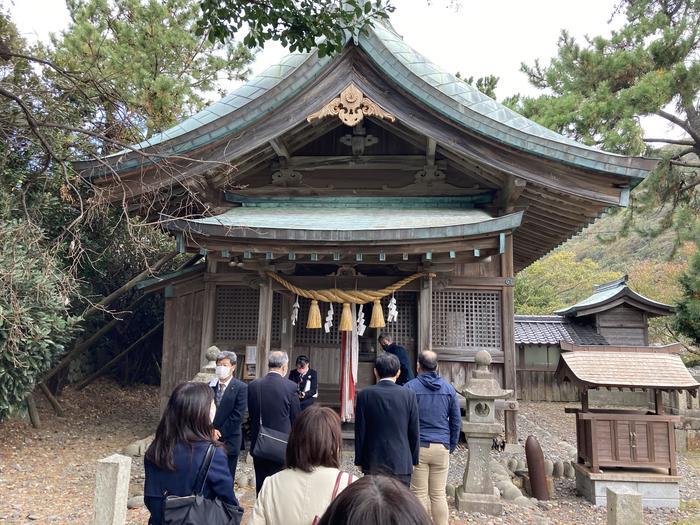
[216,351,237,365]
[268,351,289,369]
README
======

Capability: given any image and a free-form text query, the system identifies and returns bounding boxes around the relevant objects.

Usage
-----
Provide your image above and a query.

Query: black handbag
[163,444,244,525]
[251,383,288,464]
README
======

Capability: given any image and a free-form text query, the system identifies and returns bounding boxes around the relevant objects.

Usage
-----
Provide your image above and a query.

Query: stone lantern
[455,350,513,515]
[191,345,220,383]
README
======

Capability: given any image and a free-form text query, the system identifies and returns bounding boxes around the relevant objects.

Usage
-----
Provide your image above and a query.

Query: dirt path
[1,384,699,525]
[0,379,160,524]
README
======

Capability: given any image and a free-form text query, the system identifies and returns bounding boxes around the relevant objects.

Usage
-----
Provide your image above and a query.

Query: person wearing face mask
[208,348,248,485]
[377,334,414,386]
[288,355,318,410]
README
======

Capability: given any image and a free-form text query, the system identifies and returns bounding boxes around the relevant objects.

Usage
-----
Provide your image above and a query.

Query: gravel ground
[1,384,698,525]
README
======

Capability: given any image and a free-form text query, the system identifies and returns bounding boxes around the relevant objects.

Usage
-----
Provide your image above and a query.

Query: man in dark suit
[209,349,248,485]
[288,355,318,410]
[248,350,300,494]
[378,333,414,386]
[355,352,420,486]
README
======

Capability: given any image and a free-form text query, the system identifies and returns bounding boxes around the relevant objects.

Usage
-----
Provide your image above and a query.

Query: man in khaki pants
[405,351,461,525]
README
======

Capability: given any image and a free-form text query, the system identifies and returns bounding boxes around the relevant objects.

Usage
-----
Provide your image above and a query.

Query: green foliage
[52,0,253,143]
[674,240,700,345]
[0,219,79,420]
[456,73,499,99]
[515,251,621,314]
[515,0,700,239]
[197,0,393,57]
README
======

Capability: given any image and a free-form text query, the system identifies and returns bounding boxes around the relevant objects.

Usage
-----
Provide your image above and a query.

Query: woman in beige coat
[249,406,355,525]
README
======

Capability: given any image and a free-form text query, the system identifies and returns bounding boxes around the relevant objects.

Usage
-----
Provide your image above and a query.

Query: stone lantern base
[455,491,503,515]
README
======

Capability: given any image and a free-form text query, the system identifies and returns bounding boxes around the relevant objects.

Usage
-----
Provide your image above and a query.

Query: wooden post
[199,256,218,366]
[256,276,274,378]
[280,294,294,354]
[501,233,517,443]
[654,389,665,415]
[418,276,433,353]
[26,394,40,429]
[38,382,64,417]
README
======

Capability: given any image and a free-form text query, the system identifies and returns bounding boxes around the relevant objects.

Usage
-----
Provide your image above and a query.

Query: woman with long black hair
[144,381,238,525]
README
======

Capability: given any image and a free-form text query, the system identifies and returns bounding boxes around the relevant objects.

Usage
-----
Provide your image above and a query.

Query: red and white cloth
[340,305,359,422]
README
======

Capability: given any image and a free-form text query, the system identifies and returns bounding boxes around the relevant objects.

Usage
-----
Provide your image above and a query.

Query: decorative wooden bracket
[307,83,396,127]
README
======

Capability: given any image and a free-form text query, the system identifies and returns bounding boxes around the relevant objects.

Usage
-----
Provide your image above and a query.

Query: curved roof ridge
[358,24,656,178]
[105,50,318,158]
[554,279,674,316]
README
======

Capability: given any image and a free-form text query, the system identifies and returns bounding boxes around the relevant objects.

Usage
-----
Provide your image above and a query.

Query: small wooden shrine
[515,276,675,401]
[556,346,699,507]
[75,21,657,439]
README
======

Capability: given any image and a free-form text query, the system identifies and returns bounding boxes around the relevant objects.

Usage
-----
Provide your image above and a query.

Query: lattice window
[271,293,282,344]
[215,286,259,342]
[294,299,341,345]
[379,291,417,349]
[432,290,501,351]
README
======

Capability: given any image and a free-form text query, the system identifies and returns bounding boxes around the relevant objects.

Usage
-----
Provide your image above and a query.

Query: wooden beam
[426,137,437,166]
[497,175,527,213]
[282,155,445,171]
[418,276,433,352]
[269,138,290,159]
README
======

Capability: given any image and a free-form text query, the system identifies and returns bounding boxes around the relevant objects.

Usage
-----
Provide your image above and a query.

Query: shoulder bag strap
[258,381,263,427]
[330,471,345,500]
[192,444,216,496]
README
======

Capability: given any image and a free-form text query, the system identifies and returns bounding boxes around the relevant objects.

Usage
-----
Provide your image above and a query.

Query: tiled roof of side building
[514,315,608,346]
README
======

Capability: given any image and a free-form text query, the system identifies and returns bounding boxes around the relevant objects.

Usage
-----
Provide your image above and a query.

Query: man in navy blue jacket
[355,352,420,487]
[378,333,414,386]
[404,350,461,525]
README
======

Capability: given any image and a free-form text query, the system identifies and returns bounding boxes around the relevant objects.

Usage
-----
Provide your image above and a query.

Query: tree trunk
[26,394,40,429]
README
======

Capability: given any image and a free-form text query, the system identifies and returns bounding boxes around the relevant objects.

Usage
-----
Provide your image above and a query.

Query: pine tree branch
[643,137,696,146]
[656,110,700,144]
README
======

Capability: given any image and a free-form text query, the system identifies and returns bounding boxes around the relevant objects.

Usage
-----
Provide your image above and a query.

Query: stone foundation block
[94,454,131,525]
[606,487,642,525]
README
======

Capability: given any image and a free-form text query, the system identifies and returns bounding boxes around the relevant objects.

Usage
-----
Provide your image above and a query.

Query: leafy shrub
[0,220,79,420]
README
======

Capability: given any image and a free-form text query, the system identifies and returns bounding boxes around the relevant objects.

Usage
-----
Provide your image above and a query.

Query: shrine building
[75,22,657,440]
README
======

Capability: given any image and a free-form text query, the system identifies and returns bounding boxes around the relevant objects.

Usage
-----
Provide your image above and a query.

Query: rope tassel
[339,303,353,332]
[369,299,385,328]
[307,300,322,329]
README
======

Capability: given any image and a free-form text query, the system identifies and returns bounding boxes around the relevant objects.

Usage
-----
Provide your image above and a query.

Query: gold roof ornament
[306,83,396,126]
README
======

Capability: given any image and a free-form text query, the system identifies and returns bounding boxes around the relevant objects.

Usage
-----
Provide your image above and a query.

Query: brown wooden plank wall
[516,370,579,402]
[596,305,647,346]
[160,279,206,411]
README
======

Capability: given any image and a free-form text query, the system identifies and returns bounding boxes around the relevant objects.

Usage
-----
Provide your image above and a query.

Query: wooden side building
[75,21,657,439]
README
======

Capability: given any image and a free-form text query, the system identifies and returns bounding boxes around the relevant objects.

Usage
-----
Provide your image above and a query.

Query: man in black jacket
[378,333,414,386]
[209,349,248,484]
[248,350,300,494]
[354,352,420,486]
[288,355,318,410]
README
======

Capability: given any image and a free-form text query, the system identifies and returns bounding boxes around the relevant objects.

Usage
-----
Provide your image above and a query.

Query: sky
[4,0,686,140]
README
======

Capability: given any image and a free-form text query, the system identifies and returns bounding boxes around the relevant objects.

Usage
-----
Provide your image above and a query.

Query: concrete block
[606,487,642,525]
[552,460,564,478]
[543,459,554,476]
[94,454,131,525]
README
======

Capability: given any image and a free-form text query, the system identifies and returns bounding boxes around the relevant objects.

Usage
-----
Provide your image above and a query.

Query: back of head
[286,405,341,472]
[418,350,438,372]
[374,352,400,379]
[145,382,214,470]
[268,350,289,370]
[317,475,432,525]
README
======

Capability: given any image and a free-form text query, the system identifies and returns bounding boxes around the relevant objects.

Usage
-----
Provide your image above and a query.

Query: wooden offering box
[556,344,698,476]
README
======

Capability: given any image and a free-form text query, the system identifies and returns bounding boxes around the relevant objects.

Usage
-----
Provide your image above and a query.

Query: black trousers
[222,435,242,481]
[253,457,284,494]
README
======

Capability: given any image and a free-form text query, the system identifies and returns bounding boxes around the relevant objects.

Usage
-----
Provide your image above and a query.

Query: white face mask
[215,365,232,380]
[209,401,216,423]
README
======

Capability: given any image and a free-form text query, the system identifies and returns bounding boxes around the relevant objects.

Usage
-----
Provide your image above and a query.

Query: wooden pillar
[280,294,295,354]
[199,256,218,366]
[655,389,665,415]
[256,276,274,378]
[501,233,517,443]
[418,276,433,353]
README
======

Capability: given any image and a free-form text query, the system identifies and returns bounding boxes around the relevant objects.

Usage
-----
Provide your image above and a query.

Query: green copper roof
[85,22,655,179]
[223,193,494,208]
[164,198,523,242]
[555,276,674,317]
